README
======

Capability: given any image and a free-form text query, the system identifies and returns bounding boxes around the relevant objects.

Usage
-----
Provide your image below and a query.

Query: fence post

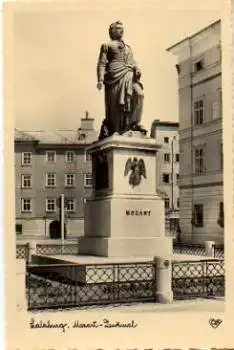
[16,260,27,312]
[205,241,215,257]
[153,256,173,304]
[28,242,37,263]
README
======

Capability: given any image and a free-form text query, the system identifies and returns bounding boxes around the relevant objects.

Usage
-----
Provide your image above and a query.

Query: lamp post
[171,136,176,211]
[60,194,65,249]
[170,136,177,234]
[57,194,65,253]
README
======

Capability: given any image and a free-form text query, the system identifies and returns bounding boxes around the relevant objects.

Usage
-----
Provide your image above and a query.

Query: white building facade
[151,120,180,234]
[167,20,223,244]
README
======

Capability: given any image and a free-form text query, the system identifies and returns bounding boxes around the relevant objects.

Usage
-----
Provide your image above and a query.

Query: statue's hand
[134,68,141,79]
[97,81,104,90]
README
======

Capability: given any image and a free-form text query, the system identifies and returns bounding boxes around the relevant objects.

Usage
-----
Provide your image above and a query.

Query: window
[22,152,32,166]
[16,224,22,235]
[175,64,180,75]
[66,199,76,212]
[176,174,179,184]
[194,99,204,125]
[162,173,170,184]
[218,202,224,228]
[46,173,56,187]
[46,151,56,163]
[194,147,205,175]
[65,174,76,187]
[84,173,93,187]
[194,60,204,72]
[164,197,170,210]
[21,174,32,188]
[220,142,223,170]
[217,40,222,61]
[219,88,222,116]
[84,151,92,162]
[177,198,180,208]
[164,153,170,162]
[192,204,204,227]
[164,137,169,144]
[46,198,56,212]
[212,88,222,119]
[65,151,75,163]
[21,198,32,212]
[175,154,180,162]
[78,133,86,141]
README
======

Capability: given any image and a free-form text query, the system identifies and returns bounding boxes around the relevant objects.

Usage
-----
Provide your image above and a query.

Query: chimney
[150,119,160,138]
[80,111,94,130]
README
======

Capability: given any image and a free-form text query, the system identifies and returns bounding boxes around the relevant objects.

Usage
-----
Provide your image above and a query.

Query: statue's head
[109,21,124,40]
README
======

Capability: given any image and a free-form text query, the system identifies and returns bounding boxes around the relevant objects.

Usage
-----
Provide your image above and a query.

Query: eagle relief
[124,157,146,187]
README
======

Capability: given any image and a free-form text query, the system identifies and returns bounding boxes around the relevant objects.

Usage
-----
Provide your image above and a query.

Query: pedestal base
[155,291,173,304]
[79,236,173,258]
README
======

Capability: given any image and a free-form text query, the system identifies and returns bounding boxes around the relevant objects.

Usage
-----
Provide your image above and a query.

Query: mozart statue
[97,21,146,139]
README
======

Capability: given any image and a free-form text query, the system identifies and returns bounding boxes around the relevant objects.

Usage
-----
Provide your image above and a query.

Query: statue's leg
[105,85,120,135]
[120,105,124,127]
[104,87,112,135]
[107,83,128,134]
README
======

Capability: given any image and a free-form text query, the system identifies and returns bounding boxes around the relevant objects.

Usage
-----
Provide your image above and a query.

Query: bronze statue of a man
[97,21,145,138]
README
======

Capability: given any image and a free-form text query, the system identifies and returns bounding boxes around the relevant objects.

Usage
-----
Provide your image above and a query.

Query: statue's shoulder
[100,42,110,52]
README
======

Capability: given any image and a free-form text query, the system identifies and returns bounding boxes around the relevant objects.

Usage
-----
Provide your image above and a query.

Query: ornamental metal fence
[26,261,156,310]
[36,244,79,256]
[173,243,206,256]
[16,244,29,260]
[16,243,80,260]
[214,246,224,259]
[172,259,225,300]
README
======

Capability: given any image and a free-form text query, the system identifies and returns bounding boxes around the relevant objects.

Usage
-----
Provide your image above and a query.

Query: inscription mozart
[126,209,151,216]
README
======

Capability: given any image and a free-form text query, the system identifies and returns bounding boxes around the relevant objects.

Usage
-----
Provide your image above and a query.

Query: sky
[13,0,222,133]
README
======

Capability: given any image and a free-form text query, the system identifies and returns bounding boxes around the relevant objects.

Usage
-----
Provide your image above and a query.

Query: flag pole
[61,194,65,254]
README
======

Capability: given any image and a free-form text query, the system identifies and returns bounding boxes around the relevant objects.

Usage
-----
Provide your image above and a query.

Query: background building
[151,120,180,235]
[167,20,223,244]
[15,112,98,240]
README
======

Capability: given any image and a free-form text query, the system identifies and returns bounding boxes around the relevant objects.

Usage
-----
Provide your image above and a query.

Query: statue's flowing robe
[97,40,143,134]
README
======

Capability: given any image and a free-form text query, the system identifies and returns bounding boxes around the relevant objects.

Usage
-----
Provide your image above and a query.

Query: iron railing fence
[214,246,224,259]
[172,259,225,300]
[17,242,224,260]
[26,261,156,310]
[36,244,79,256]
[16,243,80,260]
[173,243,206,256]
[16,244,29,260]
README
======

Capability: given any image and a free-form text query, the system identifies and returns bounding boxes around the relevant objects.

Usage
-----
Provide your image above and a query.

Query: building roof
[14,129,39,142]
[150,120,179,138]
[166,19,221,52]
[151,120,179,128]
[15,111,98,145]
[14,129,98,145]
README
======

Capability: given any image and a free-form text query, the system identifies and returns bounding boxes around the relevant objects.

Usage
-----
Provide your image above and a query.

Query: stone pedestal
[79,131,172,258]
[154,257,173,303]
[28,242,37,263]
[205,240,215,257]
[16,260,27,312]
